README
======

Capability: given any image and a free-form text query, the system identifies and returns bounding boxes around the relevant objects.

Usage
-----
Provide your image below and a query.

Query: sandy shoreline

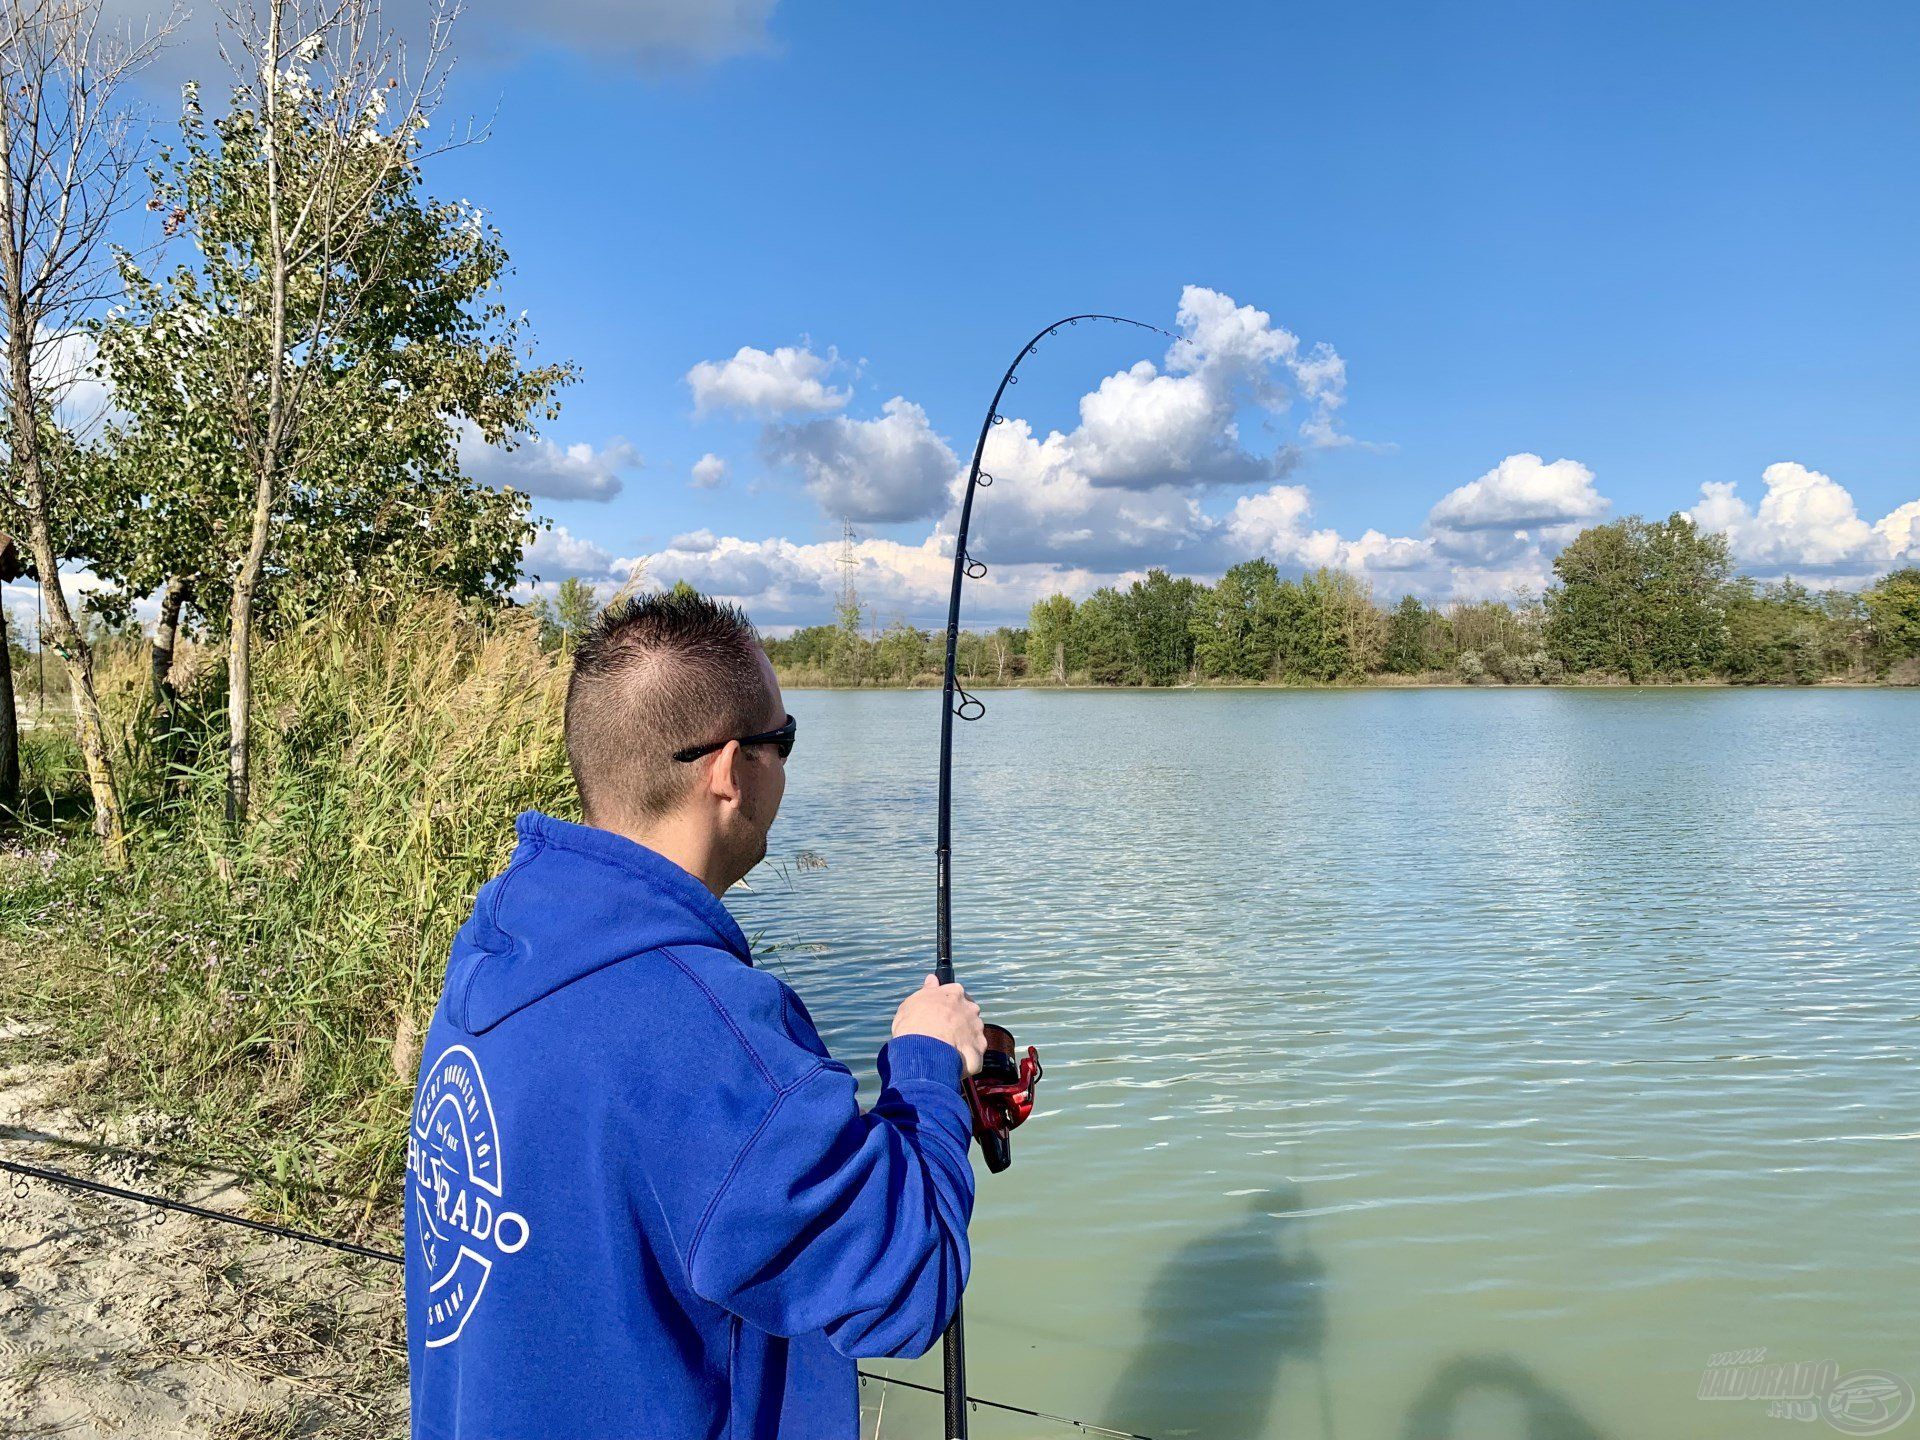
[0,1037,405,1439]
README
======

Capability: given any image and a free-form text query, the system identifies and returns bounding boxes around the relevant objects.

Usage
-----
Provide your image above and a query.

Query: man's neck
[605,815,735,899]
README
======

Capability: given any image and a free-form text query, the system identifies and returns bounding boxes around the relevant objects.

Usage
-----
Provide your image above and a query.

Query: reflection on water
[742,690,1920,1440]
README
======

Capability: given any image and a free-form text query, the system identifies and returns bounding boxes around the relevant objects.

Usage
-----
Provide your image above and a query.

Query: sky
[29,0,1920,630]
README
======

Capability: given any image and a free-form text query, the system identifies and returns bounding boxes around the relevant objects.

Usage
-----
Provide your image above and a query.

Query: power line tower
[833,520,863,684]
[836,519,861,628]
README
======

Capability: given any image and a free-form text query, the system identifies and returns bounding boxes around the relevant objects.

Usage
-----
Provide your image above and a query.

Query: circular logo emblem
[1826,1371,1916,1437]
[410,1044,530,1347]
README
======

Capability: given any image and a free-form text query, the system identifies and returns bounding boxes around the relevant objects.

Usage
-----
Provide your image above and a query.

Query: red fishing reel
[966,1023,1042,1174]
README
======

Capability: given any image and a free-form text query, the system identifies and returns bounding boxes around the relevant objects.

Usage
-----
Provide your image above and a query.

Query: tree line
[764,516,1920,690]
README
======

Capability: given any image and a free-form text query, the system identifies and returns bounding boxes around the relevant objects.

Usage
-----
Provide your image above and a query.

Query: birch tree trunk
[8,325,126,864]
[225,0,291,829]
[150,575,189,712]
[0,599,17,813]
[0,0,173,864]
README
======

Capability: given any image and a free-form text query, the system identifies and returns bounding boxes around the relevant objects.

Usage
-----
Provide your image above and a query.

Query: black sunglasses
[672,715,797,764]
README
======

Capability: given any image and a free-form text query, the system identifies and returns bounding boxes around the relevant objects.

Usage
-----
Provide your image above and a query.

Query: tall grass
[1,596,574,1233]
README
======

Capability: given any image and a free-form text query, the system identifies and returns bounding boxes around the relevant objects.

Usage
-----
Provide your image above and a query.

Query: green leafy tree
[1123,568,1202,685]
[1722,579,1822,684]
[1640,515,1732,674]
[1864,568,1920,665]
[1075,587,1133,684]
[876,620,932,683]
[1192,559,1282,681]
[1384,594,1437,674]
[1271,569,1380,682]
[986,625,1022,683]
[553,578,600,643]
[828,581,866,685]
[90,0,571,827]
[1546,515,1730,679]
[762,624,837,678]
[1028,594,1076,683]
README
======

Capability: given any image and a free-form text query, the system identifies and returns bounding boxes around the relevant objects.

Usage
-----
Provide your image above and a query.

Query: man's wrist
[879,1033,965,1090]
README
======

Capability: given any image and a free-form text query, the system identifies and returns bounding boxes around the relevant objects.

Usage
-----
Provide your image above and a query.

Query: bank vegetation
[766,518,1920,692]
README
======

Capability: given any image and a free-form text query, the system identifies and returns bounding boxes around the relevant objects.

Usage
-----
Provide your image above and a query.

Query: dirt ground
[0,1030,406,1440]
[0,1026,962,1440]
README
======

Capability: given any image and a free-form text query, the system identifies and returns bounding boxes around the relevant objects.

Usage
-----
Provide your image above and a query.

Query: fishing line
[0,1154,397,1263]
[0,1152,1160,1439]
[934,313,1173,1440]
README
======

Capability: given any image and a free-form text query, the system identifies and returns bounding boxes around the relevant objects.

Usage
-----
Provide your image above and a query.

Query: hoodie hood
[442,810,753,1034]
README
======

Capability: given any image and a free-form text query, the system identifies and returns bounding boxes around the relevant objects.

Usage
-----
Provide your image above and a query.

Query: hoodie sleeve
[684,1034,976,1359]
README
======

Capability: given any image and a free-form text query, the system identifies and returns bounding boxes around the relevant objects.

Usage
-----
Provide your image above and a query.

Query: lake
[725,688,1920,1440]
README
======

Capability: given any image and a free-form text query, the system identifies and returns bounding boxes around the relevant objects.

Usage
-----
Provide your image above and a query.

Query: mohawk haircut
[564,590,771,826]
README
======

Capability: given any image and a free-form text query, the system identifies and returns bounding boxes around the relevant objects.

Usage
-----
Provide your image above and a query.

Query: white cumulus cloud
[459,423,637,502]
[1687,462,1917,577]
[688,343,849,419]
[521,524,616,581]
[952,417,1214,570]
[1062,286,1349,491]
[633,530,1110,628]
[763,396,958,524]
[1876,500,1920,560]
[690,453,728,489]
[1427,453,1609,532]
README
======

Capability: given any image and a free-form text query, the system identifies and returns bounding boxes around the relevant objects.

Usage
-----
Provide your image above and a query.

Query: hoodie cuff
[877,1034,965,1092]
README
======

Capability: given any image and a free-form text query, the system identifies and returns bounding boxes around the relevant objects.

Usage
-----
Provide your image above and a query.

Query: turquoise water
[726,689,1920,1440]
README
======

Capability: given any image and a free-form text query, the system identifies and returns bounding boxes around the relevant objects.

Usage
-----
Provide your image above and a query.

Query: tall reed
[2,595,573,1232]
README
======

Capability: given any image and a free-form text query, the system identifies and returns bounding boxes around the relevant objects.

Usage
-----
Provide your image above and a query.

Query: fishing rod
[934,312,1171,1440]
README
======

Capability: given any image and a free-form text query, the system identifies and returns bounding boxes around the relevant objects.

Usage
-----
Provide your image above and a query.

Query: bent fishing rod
[933,312,1171,1440]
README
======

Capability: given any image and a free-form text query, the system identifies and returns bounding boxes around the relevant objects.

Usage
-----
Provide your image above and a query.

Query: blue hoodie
[405,811,975,1439]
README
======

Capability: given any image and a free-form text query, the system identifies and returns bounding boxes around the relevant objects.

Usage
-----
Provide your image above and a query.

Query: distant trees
[764,518,1917,689]
[1125,570,1202,685]
[1281,568,1384,681]
[528,578,600,649]
[1864,568,1920,666]
[1544,515,1730,679]
[1191,559,1282,681]
[1027,594,1074,682]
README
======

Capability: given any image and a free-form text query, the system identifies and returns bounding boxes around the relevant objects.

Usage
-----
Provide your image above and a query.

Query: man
[405,591,985,1439]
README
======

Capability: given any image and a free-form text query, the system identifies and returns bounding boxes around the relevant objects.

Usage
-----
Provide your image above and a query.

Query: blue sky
[83,1,1920,627]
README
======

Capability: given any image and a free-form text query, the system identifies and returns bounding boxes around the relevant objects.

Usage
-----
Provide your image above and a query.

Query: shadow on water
[1106,1188,1331,1439]
[1400,1354,1610,1440]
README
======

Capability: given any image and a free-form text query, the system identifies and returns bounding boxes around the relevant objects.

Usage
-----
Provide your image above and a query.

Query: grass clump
[1,594,574,1235]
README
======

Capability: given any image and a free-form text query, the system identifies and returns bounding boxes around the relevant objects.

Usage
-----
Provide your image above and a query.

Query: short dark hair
[564,590,771,825]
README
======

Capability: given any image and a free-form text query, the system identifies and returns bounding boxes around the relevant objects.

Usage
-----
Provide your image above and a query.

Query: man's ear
[704,739,745,805]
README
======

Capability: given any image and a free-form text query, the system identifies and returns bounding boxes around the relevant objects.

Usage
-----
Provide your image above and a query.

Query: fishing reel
[965,1023,1042,1174]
